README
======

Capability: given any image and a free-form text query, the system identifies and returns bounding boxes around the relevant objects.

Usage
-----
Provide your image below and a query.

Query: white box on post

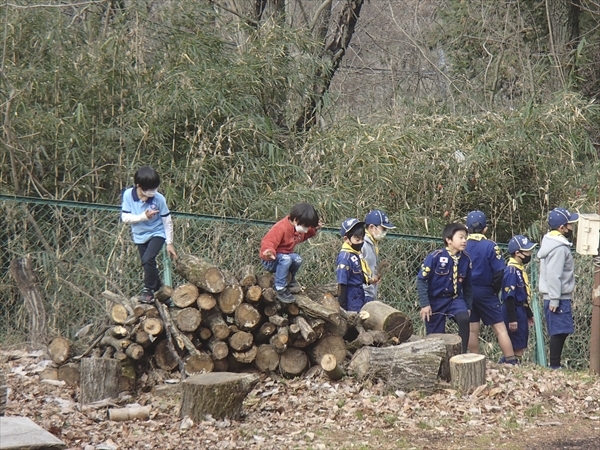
[575,213,600,255]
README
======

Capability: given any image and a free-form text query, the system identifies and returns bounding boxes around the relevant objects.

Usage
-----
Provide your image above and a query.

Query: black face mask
[563,229,573,240]
[351,242,364,252]
[520,255,531,265]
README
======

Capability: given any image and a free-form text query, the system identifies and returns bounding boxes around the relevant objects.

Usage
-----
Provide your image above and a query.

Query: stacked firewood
[63,254,414,382]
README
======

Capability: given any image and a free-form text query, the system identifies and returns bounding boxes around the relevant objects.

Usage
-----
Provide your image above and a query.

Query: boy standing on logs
[336,218,372,312]
[121,166,177,304]
[260,202,321,304]
[362,209,396,302]
[417,223,472,353]
[538,207,579,369]
[464,210,515,364]
[502,235,537,363]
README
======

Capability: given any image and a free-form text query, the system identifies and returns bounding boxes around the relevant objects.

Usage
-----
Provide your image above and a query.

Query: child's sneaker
[275,288,295,304]
[138,288,154,304]
[287,280,303,294]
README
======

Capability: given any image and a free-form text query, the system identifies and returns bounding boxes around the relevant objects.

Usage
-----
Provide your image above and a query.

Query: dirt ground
[1,349,599,450]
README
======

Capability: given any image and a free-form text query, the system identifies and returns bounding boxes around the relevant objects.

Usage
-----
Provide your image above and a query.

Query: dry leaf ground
[1,349,599,450]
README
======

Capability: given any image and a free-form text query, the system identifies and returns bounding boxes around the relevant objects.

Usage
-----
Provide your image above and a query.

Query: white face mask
[142,188,158,197]
[373,228,387,241]
[295,225,309,234]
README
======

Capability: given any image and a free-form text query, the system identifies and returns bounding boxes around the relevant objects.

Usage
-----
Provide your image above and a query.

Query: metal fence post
[161,246,173,287]
[529,257,547,367]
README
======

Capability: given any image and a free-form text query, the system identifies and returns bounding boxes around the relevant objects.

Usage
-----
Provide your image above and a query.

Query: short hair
[468,224,485,233]
[289,202,319,228]
[134,166,160,190]
[442,223,468,243]
[345,224,365,240]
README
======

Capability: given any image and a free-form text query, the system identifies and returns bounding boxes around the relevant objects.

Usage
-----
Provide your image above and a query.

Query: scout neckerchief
[365,229,379,256]
[341,242,373,283]
[467,233,486,241]
[507,257,530,307]
[446,247,460,298]
[549,230,564,238]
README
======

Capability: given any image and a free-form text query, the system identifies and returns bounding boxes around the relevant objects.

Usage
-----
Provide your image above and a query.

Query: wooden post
[449,354,487,392]
[0,371,6,416]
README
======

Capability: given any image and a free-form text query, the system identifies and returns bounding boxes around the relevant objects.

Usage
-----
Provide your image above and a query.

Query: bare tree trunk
[545,0,581,89]
[9,257,48,347]
[295,0,365,131]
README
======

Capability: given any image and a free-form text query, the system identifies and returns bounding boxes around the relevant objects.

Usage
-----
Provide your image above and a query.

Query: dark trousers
[137,236,165,292]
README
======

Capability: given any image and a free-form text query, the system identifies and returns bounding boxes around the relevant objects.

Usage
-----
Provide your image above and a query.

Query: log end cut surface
[180,372,260,421]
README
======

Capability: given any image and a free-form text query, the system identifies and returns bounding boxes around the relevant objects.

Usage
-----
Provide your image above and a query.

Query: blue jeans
[261,253,302,290]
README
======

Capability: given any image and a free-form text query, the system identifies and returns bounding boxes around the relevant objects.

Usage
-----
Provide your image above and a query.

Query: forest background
[1,1,600,354]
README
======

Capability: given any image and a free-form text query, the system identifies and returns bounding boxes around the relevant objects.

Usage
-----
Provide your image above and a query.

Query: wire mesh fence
[0,195,594,369]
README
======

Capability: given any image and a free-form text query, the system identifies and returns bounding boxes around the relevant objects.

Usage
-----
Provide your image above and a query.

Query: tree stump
[80,357,121,404]
[360,301,413,343]
[48,336,71,365]
[321,354,344,381]
[449,354,487,392]
[424,333,462,382]
[348,338,446,393]
[279,348,308,377]
[175,254,226,293]
[180,372,259,420]
[9,257,48,347]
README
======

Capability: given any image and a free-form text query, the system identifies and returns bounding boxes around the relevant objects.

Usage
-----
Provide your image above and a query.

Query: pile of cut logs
[56,254,415,384]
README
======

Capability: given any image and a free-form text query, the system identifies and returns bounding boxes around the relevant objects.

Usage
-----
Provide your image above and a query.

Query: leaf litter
[1,349,599,450]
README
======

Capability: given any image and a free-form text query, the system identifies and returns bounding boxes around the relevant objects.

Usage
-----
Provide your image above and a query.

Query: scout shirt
[465,233,505,289]
[417,247,473,309]
[336,242,372,287]
[501,257,533,321]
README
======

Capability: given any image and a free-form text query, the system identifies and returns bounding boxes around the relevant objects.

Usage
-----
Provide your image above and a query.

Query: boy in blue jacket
[502,235,537,363]
[417,223,472,353]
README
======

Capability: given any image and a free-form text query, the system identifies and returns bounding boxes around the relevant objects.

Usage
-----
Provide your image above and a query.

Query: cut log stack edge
[42,253,486,399]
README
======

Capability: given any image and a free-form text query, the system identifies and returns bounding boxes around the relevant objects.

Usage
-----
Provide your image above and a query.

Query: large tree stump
[175,254,226,293]
[348,338,446,393]
[48,336,71,365]
[309,335,346,366]
[360,301,413,343]
[424,333,462,382]
[9,257,48,347]
[171,284,200,308]
[449,354,487,392]
[255,345,280,372]
[279,348,308,377]
[80,357,121,404]
[180,372,259,420]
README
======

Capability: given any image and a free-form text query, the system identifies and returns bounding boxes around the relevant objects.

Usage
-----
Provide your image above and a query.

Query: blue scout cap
[340,218,365,237]
[548,207,579,229]
[508,235,537,254]
[466,210,487,229]
[364,210,396,229]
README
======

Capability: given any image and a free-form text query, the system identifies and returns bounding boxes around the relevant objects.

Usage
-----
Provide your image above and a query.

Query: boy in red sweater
[260,203,321,303]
